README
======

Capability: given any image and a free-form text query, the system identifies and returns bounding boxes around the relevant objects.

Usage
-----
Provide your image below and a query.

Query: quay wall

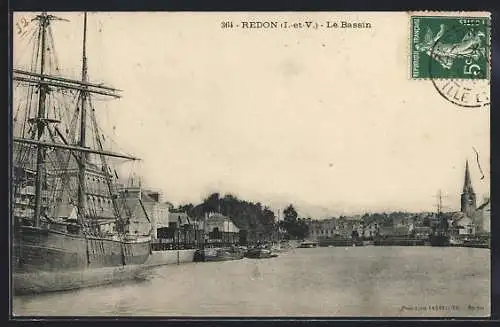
[374,238,426,246]
[144,249,196,267]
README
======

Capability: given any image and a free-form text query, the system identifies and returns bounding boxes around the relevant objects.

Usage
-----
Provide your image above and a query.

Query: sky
[12,12,490,218]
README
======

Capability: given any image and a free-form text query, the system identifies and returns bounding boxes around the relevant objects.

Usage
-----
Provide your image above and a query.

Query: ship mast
[32,12,50,228]
[435,189,448,235]
[13,12,137,229]
[78,12,89,220]
[276,209,281,242]
[437,190,442,215]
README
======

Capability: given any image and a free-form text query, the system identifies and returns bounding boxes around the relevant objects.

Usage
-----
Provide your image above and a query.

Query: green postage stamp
[411,16,490,79]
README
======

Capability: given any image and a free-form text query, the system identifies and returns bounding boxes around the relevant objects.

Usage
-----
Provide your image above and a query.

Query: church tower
[461,160,477,217]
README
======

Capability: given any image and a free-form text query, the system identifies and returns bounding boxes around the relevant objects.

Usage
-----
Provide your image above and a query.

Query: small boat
[194,247,244,262]
[237,245,248,253]
[449,236,464,246]
[244,248,278,259]
[269,243,285,253]
[299,241,318,248]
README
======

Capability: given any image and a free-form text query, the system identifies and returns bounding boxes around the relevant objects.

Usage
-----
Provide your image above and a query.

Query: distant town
[25,158,484,249]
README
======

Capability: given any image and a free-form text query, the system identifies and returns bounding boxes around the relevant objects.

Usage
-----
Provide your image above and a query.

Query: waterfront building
[392,215,410,229]
[306,217,363,240]
[474,198,491,235]
[161,212,202,246]
[117,186,150,235]
[141,189,170,240]
[378,226,410,237]
[411,226,433,239]
[205,212,240,245]
[446,211,474,236]
[361,221,379,238]
[456,214,476,235]
[117,185,170,237]
[307,218,337,240]
[169,212,201,228]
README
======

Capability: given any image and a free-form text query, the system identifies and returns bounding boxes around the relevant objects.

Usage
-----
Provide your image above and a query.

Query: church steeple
[461,160,476,217]
[463,160,473,193]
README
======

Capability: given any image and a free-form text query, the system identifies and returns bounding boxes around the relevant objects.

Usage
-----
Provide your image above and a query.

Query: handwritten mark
[15,17,30,37]
[472,146,485,180]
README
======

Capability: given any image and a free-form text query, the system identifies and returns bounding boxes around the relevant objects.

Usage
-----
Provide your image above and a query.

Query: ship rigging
[12,12,152,294]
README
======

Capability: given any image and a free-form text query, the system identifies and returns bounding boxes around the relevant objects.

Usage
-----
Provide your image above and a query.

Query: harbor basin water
[12,246,490,317]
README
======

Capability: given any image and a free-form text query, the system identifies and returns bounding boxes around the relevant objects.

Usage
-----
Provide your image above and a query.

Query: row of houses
[305,202,491,241]
[306,216,408,240]
[117,186,240,240]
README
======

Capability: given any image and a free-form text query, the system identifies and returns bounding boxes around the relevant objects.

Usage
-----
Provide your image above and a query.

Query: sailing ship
[429,190,450,247]
[12,12,152,294]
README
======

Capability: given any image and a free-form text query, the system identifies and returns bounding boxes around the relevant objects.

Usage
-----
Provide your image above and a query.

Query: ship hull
[12,226,151,294]
[13,264,147,295]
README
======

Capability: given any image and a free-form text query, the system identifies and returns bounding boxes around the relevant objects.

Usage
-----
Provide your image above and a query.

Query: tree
[185,192,281,240]
[205,193,220,213]
[280,204,309,240]
[260,207,276,228]
[295,219,309,239]
[283,204,298,222]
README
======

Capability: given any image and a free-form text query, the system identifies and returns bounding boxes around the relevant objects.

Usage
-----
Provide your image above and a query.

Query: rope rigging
[13,12,147,242]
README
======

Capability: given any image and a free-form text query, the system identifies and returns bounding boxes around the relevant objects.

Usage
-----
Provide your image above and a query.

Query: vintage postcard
[11,11,490,317]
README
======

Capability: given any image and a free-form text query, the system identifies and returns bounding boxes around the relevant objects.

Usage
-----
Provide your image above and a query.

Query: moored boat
[194,247,245,262]
[430,191,450,247]
[270,243,286,253]
[12,12,152,294]
[298,241,318,248]
[244,247,278,259]
[449,236,464,246]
